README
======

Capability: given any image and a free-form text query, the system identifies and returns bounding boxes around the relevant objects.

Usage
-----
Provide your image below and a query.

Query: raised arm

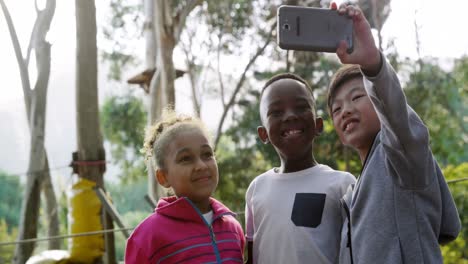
[332,2,434,189]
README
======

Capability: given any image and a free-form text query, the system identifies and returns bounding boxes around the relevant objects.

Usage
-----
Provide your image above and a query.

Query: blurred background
[0,0,466,263]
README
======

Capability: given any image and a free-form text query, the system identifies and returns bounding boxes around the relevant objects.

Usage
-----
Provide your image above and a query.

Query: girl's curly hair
[142,108,211,171]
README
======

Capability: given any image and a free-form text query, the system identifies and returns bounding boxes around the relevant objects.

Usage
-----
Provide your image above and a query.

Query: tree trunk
[76,0,104,186]
[145,0,201,200]
[154,0,176,109]
[1,0,58,261]
[180,18,202,117]
[75,0,112,262]
[41,158,60,250]
[13,172,41,264]
[144,0,163,200]
[14,41,51,262]
[187,63,201,117]
[34,41,59,250]
[30,1,60,250]
[144,0,156,68]
[152,0,202,111]
[147,69,165,200]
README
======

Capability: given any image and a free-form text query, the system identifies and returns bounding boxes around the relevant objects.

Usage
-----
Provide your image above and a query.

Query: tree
[102,0,142,82]
[451,56,468,159]
[101,94,147,182]
[102,0,269,198]
[403,57,467,165]
[101,0,164,199]
[73,0,112,262]
[441,163,468,263]
[150,1,202,110]
[358,0,391,50]
[214,96,277,216]
[0,220,18,263]
[0,171,23,231]
[0,0,60,262]
[140,0,203,200]
[105,178,156,259]
[75,0,104,194]
[179,0,277,150]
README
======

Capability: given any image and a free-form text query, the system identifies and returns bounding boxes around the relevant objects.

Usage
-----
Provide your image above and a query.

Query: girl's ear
[257,126,270,144]
[156,169,171,188]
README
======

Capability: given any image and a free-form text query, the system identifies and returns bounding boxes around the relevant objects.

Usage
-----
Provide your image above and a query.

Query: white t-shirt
[245,164,356,264]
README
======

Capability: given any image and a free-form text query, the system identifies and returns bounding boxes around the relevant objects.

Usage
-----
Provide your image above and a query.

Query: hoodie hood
[156,196,234,223]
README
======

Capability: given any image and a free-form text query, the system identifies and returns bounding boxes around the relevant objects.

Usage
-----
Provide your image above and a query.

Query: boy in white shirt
[245,72,356,264]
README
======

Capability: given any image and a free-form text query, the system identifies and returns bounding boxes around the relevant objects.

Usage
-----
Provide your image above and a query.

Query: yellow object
[67,178,104,262]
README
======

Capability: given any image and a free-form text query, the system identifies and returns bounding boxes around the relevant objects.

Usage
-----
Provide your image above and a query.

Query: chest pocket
[291,193,326,228]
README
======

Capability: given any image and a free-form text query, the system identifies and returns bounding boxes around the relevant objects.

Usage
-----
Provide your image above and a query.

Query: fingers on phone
[336,40,349,58]
[353,8,363,21]
[337,3,360,18]
[338,4,347,15]
[347,6,356,17]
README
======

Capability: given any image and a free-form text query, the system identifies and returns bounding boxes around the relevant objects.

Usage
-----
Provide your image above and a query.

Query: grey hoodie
[341,56,461,264]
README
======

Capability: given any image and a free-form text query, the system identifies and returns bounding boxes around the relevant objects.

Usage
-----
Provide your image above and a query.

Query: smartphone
[277,5,353,53]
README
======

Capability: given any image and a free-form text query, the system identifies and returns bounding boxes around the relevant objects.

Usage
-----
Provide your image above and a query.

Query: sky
[0,0,467,187]
[383,0,468,58]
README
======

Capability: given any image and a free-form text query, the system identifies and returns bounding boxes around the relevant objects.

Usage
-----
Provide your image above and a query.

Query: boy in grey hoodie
[327,3,461,263]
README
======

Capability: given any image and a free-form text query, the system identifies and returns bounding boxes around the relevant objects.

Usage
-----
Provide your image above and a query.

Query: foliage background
[0,0,466,262]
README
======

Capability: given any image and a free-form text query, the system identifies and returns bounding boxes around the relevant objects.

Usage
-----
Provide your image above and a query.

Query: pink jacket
[125,196,245,263]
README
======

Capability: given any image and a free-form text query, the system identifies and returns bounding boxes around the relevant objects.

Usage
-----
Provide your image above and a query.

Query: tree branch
[180,28,201,116]
[214,22,276,150]
[0,0,32,116]
[216,34,226,107]
[158,0,173,37]
[26,0,56,67]
[174,0,202,42]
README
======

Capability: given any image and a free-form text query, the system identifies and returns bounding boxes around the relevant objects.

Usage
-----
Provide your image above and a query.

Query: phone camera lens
[283,24,290,30]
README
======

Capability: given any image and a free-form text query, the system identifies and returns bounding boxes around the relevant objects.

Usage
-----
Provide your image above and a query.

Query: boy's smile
[279,125,307,146]
[282,128,303,138]
[342,117,359,133]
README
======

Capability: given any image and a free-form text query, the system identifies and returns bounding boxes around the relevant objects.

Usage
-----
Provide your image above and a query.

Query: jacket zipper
[207,224,221,263]
[208,212,234,263]
[340,197,354,264]
[185,198,234,263]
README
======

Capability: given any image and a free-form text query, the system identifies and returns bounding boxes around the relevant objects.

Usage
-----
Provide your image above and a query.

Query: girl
[125,110,245,263]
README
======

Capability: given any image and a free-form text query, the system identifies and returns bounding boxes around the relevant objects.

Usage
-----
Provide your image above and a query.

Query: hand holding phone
[277,5,353,53]
[333,3,381,75]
